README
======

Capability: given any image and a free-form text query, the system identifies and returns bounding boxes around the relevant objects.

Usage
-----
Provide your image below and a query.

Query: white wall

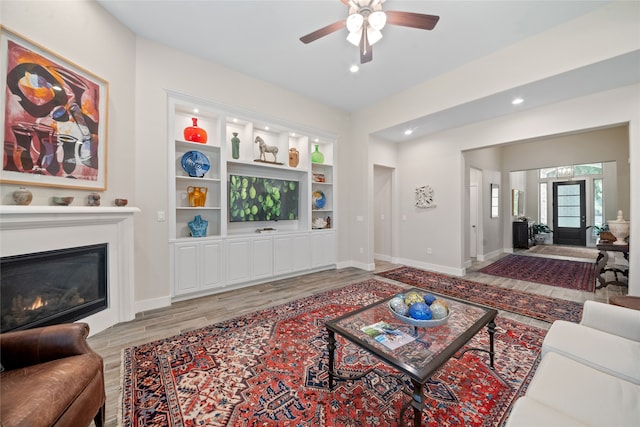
[371,85,640,293]
[373,165,392,261]
[132,39,350,305]
[351,2,639,269]
[350,3,639,294]
[2,0,350,312]
[370,137,400,267]
[1,0,136,205]
[3,0,640,307]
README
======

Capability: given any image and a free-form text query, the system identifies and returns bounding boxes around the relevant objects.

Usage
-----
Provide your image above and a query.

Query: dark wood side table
[595,241,629,289]
[609,296,640,311]
[513,221,534,249]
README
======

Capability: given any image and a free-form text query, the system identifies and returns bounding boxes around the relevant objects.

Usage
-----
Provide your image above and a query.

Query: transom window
[539,163,602,179]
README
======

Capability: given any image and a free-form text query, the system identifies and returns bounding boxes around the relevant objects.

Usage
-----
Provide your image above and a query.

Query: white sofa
[504,300,640,427]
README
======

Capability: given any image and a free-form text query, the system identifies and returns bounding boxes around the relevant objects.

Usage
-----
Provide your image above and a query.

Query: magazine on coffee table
[361,321,416,350]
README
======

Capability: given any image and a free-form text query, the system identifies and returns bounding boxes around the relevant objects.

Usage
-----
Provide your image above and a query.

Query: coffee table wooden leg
[327,329,336,390]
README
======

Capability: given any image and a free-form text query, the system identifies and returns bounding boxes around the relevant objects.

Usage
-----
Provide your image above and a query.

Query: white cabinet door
[173,243,199,295]
[252,236,273,280]
[227,238,251,285]
[292,234,311,272]
[172,240,224,296]
[311,231,336,268]
[273,235,294,275]
[201,240,224,290]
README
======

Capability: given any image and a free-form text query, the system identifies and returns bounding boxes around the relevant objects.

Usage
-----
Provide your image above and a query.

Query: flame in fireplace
[26,296,48,311]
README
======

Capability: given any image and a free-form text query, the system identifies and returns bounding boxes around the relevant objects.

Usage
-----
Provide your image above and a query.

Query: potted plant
[532,223,553,244]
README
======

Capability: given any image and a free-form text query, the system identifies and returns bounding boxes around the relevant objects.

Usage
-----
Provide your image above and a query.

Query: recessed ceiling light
[193,108,199,113]
[232,118,238,123]
[404,129,413,136]
[265,126,270,131]
[314,138,319,142]
[512,98,524,105]
[349,65,359,73]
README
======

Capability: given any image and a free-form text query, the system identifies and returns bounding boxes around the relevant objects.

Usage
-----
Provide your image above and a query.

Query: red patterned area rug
[377,267,583,323]
[121,279,544,427]
[479,254,596,292]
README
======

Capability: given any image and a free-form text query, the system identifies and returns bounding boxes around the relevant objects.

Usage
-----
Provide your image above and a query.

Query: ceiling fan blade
[360,29,373,64]
[300,20,346,44]
[385,10,440,30]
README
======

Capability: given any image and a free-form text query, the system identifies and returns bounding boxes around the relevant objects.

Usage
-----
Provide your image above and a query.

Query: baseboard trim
[135,295,172,315]
[396,258,465,277]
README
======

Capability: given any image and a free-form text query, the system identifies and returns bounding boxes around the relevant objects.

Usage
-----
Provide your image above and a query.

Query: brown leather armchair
[0,323,105,427]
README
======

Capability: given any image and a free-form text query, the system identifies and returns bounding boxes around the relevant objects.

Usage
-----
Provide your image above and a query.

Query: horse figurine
[255,136,278,162]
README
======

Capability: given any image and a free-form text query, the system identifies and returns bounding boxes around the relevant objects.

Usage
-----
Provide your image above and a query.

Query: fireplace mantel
[0,205,140,335]
[0,205,139,229]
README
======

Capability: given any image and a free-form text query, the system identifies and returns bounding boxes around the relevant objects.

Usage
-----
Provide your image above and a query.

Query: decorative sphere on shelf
[389,297,409,316]
[312,190,326,209]
[409,302,432,320]
[430,301,448,320]
[404,291,423,306]
[423,293,437,306]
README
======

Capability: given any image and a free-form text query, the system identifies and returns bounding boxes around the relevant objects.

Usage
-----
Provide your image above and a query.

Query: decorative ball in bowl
[388,291,450,328]
[52,196,74,206]
[114,198,128,207]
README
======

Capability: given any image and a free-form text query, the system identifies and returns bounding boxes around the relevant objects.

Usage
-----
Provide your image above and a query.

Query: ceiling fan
[300,0,440,64]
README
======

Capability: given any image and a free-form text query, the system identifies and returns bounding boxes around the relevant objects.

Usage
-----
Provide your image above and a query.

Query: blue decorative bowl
[388,302,450,327]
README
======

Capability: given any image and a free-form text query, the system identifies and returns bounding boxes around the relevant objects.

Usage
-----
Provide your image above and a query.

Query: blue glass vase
[188,215,208,237]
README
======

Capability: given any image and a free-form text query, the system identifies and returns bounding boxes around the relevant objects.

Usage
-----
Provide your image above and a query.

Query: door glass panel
[558,217,581,227]
[557,183,581,229]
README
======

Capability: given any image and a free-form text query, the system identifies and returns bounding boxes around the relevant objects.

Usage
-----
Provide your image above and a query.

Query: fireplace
[1,243,108,333]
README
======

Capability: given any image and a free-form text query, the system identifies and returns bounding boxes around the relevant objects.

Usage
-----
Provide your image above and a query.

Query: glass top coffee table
[325,287,498,427]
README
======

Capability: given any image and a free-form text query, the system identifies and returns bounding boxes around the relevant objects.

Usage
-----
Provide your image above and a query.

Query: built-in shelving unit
[170,107,223,240]
[167,92,337,299]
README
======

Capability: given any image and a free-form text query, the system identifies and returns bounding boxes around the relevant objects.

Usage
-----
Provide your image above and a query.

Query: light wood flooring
[88,253,626,426]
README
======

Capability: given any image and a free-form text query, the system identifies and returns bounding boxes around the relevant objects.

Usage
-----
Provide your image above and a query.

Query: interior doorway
[553,180,587,246]
[374,165,393,263]
[469,168,482,259]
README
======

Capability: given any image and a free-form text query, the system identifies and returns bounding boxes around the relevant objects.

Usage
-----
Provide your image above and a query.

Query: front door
[553,180,586,246]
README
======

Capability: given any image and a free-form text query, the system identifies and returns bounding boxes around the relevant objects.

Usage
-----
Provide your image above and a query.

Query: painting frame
[1,26,109,190]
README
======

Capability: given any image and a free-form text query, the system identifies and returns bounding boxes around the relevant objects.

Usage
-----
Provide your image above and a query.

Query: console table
[595,241,629,289]
[513,221,534,249]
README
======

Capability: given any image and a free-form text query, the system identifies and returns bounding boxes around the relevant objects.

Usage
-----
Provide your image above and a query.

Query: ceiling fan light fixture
[347,29,362,46]
[368,11,386,31]
[367,27,383,46]
[346,13,364,33]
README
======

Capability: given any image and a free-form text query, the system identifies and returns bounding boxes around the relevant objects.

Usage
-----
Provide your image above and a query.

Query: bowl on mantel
[52,196,74,206]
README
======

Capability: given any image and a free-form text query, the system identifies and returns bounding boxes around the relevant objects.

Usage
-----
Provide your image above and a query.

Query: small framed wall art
[1,27,109,190]
[415,185,436,208]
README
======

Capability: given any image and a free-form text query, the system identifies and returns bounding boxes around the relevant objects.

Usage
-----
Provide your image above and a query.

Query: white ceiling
[97,0,639,142]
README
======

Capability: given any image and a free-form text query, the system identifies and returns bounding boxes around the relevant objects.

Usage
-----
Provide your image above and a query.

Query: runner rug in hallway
[121,279,545,427]
[377,267,583,323]
[478,254,596,292]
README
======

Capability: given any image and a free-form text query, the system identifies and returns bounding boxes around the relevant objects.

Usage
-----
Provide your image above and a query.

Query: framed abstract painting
[1,27,108,190]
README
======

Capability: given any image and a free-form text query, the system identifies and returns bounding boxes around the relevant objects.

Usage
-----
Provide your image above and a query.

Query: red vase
[184,117,207,144]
